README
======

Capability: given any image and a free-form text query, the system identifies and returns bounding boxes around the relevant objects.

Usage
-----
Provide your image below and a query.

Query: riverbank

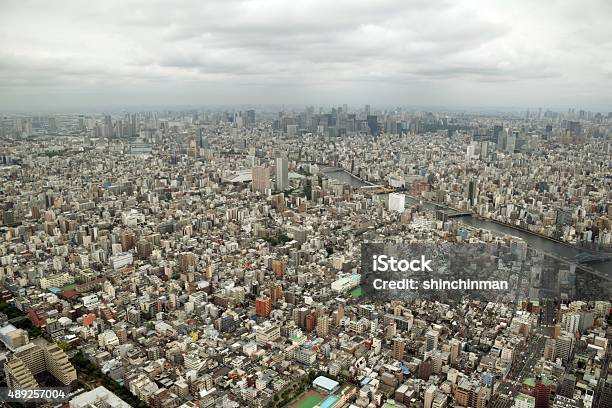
[321,166,612,277]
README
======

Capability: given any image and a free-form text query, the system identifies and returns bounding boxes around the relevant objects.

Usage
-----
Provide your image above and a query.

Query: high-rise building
[388,193,405,212]
[270,285,283,303]
[305,313,316,332]
[424,385,437,408]
[534,377,553,408]
[48,117,58,133]
[271,259,286,276]
[252,166,271,193]
[275,157,289,191]
[597,376,612,407]
[255,296,272,317]
[367,115,379,135]
[554,334,574,363]
[562,313,580,334]
[392,338,405,361]
[450,339,461,365]
[557,374,576,398]
[245,110,256,128]
[426,330,439,352]
[506,131,517,153]
[316,316,329,337]
[468,179,477,206]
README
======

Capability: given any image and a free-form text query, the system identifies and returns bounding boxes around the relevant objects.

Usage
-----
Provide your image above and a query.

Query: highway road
[489,332,547,407]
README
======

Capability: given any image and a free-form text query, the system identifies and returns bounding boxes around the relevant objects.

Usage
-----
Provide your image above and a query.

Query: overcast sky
[1,0,611,112]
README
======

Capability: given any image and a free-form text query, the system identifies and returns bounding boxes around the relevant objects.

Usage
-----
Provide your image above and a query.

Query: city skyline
[0,1,611,407]
[1,0,612,111]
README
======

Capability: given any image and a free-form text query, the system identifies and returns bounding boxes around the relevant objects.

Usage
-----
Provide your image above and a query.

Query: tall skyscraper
[246,109,256,128]
[275,156,288,191]
[367,115,379,136]
[468,179,477,206]
[252,166,270,193]
[104,114,113,138]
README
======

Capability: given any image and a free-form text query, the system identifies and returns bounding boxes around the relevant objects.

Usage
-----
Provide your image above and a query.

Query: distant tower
[48,117,58,133]
[367,115,379,136]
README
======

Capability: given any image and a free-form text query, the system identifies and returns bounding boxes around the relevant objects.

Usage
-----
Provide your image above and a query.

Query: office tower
[388,193,405,212]
[506,131,517,153]
[198,128,209,148]
[367,115,379,135]
[468,179,477,206]
[557,374,576,398]
[48,116,57,133]
[392,338,405,361]
[466,141,480,160]
[567,121,582,139]
[275,156,288,191]
[255,296,272,317]
[252,166,271,193]
[104,114,113,138]
[554,334,574,362]
[245,109,255,128]
[497,127,509,150]
[287,124,298,136]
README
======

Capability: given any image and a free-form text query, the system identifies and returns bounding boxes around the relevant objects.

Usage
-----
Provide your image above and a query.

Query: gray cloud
[0,0,610,111]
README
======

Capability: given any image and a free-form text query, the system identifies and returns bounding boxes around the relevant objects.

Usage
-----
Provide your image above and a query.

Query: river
[322,167,612,276]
